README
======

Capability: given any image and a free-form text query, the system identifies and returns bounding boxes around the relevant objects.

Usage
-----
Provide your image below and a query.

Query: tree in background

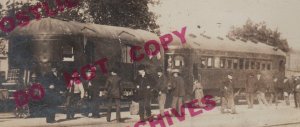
[0,0,160,33]
[88,0,159,33]
[228,19,289,52]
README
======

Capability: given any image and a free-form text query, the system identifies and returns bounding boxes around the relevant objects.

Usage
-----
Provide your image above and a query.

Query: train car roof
[9,18,159,45]
[169,35,286,56]
[9,18,84,36]
[80,23,159,45]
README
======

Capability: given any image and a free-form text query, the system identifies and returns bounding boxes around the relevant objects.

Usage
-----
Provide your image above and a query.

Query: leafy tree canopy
[1,0,160,33]
[228,19,289,52]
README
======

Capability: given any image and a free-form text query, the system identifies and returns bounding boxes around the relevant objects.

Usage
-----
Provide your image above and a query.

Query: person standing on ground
[193,79,204,107]
[255,72,268,108]
[66,72,85,119]
[245,73,256,109]
[170,69,185,115]
[134,65,153,122]
[266,77,277,106]
[220,73,236,114]
[283,77,292,106]
[105,68,122,122]
[293,76,299,108]
[155,68,169,117]
[273,77,281,106]
[44,83,61,123]
[82,69,100,118]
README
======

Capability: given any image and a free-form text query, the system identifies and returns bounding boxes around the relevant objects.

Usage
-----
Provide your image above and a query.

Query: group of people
[220,72,300,114]
[27,65,200,123]
[27,65,300,123]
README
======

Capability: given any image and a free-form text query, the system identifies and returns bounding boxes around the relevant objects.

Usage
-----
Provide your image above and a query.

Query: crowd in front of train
[9,64,300,124]
[220,72,300,114]
[21,65,215,124]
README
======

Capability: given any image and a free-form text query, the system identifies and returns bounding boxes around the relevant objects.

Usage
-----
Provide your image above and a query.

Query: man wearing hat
[155,67,169,116]
[220,73,236,114]
[82,69,100,118]
[170,69,185,115]
[255,72,268,108]
[245,73,256,108]
[105,68,122,122]
[134,65,153,122]
[283,77,292,105]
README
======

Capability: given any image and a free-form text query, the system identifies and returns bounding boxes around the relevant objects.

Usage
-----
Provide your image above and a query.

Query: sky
[1,0,300,50]
[150,0,300,50]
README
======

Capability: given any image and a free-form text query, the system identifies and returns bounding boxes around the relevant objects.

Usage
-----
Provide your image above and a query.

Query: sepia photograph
[0,0,300,127]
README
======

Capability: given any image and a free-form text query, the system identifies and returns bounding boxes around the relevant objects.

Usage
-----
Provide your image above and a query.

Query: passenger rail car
[165,35,286,99]
[8,18,163,98]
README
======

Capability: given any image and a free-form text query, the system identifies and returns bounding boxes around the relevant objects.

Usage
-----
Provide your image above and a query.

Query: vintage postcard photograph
[0,0,300,127]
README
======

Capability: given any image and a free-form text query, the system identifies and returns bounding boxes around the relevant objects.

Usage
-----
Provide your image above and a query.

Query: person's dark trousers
[107,98,121,122]
[91,93,100,117]
[294,91,298,108]
[296,92,300,108]
[46,106,56,123]
[66,93,80,119]
[138,97,151,121]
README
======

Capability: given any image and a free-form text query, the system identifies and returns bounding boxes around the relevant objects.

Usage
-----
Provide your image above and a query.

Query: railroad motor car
[165,34,286,102]
[8,18,164,100]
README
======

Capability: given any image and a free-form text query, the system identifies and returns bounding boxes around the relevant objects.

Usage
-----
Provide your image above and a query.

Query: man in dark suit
[255,72,268,108]
[155,68,169,116]
[44,82,61,123]
[134,65,154,122]
[170,69,185,115]
[220,73,236,114]
[82,70,100,118]
[105,68,122,122]
[46,68,65,93]
[283,77,292,105]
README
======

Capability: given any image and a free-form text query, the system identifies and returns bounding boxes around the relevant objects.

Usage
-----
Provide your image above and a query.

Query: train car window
[267,63,271,70]
[174,56,185,67]
[7,69,20,82]
[62,44,74,62]
[121,45,133,63]
[251,61,255,69]
[239,59,244,69]
[207,57,213,68]
[200,58,206,68]
[262,63,266,70]
[220,58,226,68]
[167,55,173,68]
[245,60,250,69]
[214,57,220,68]
[256,62,261,70]
[233,59,238,69]
[227,59,233,69]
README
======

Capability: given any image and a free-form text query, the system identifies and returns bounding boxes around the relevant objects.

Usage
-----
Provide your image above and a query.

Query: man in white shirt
[66,72,85,119]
